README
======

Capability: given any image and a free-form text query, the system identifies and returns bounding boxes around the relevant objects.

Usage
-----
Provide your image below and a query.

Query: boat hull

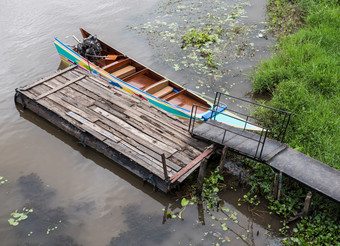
[54,38,208,120]
[54,37,262,131]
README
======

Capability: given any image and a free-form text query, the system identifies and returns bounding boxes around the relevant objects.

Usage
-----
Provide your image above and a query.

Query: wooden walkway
[192,121,340,203]
[192,120,287,161]
[15,65,214,192]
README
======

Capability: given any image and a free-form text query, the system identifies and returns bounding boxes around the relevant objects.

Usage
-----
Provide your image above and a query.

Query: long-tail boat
[54,28,261,131]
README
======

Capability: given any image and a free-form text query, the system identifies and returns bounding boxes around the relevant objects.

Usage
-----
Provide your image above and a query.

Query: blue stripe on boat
[202,105,228,121]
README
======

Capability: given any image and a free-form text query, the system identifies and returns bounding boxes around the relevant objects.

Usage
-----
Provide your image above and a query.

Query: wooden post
[277,171,282,200]
[273,171,282,200]
[161,153,169,180]
[302,191,312,217]
[219,146,228,174]
[197,197,205,225]
[196,158,208,195]
[162,204,169,224]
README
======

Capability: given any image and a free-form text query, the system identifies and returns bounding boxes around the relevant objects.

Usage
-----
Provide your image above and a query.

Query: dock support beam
[197,196,205,225]
[302,191,312,216]
[196,158,208,195]
[161,153,169,180]
[219,146,228,174]
[273,171,283,200]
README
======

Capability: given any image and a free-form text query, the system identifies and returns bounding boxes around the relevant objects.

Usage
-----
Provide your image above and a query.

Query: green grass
[252,0,340,169]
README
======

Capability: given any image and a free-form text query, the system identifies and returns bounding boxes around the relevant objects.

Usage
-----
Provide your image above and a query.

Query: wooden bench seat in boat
[153,86,173,98]
[144,79,168,93]
[102,58,131,73]
[144,79,174,98]
[111,65,136,79]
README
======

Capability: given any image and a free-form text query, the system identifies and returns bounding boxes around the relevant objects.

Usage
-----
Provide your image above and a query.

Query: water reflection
[1,0,283,244]
[13,106,283,245]
[10,173,79,245]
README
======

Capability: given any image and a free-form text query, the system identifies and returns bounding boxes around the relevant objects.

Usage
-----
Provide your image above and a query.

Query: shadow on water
[108,205,172,246]
[15,103,175,207]
[15,98,284,245]
[11,173,79,245]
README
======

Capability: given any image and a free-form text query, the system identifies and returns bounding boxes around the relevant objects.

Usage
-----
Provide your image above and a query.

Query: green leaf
[181,198,189,207]
[20,214,28,220]
[12,213,21,219]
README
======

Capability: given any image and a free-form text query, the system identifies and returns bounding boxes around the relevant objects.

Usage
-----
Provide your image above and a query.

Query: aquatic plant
[182,28,217,48]
[202,167,225,210]
[130,0,260,93]
[178,197,190,219]
[8,208,34,226]
[0,176,8,185]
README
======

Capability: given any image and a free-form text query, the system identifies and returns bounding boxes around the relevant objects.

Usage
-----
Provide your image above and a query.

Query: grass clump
[243,159,340,245]
[182,28,219,69]
[182,28,218,48]
[266,0,306,37]
[250,0,340,244]
[252,0,340,169]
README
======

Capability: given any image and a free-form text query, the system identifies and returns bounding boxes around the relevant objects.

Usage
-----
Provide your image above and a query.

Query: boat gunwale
[54,37,212,117]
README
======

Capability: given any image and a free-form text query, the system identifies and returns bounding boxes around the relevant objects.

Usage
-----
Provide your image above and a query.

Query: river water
[0,0,282,245]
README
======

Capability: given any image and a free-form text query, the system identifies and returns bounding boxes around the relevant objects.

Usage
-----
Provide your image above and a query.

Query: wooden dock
[191,121,340,203]
[14,65,215,192]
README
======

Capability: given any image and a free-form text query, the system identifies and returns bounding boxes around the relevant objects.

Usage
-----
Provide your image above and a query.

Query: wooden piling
[196,158,208,195]
[219,145,228,174]
[273,171,283,200]
[197,197,205,225]
[302,191,312,216]
[162,204,169,224]
[161,153,169,180]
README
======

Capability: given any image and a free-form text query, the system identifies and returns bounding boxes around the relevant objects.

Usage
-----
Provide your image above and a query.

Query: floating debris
[128,0,268,98]
[0,176,9,185]
[8,208,34,227]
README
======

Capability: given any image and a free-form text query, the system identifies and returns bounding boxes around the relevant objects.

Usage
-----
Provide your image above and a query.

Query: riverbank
[250,0,340,244]
[252,0,340,170]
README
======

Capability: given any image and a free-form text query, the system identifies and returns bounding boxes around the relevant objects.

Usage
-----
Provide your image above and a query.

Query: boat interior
[78,28,210,114]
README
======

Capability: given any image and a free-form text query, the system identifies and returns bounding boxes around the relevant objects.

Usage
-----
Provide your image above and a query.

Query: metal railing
[188,92,291,160]
[213,92,291,143]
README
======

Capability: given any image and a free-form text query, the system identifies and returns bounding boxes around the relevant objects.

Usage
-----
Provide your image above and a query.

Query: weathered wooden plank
[120,140,176,177]
[171,152,193,167]
[20,65,76,91]
[69,78,194,150]
[268,148,340,203]
[44,78,64,88]
[170,146,216,183]
[94,104,185,152]
[93,100,127,116]
[30,83,53,97]
[118,109,203,157]
[47,93,98,123]
[35,75,86,100]
[93,112,175,159]
[92,106,179,154]
[66,111,120,143]
[103,139,166,179]
[87,90,198,151]
[76,78,135,108]
[54,76,97,107]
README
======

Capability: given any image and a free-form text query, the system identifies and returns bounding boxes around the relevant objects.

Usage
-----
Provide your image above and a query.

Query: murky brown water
[1,0,282,245]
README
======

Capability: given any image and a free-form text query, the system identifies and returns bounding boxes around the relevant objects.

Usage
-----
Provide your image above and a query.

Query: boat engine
[77,35,102,62]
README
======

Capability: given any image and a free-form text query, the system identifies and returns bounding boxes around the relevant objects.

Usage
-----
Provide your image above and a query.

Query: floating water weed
[0,176,8,185]
[8,208,34,226]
